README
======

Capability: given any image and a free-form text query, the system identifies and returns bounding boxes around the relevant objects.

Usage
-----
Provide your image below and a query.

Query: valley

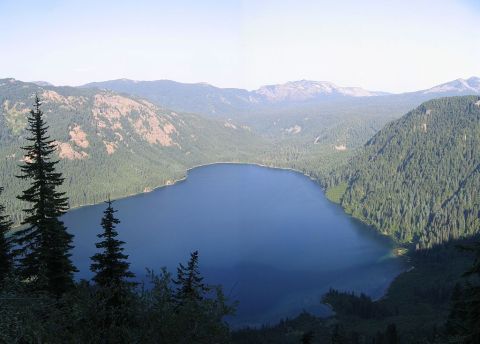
[1,75,480,343]
[3,76,480,233]
[2,1,480,341]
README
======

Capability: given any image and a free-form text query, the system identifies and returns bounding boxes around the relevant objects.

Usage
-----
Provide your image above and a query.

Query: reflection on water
[64,164,405,326]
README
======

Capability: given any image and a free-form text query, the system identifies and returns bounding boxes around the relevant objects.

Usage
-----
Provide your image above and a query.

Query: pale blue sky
[0,0,479,92]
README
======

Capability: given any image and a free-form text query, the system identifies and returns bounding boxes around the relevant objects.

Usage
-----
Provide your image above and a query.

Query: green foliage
[232,312,332,344]
[169,251,235,343]
[13,95,76,295]
[322,288,391,319]
[445,283,468,339]
[0,187,13,284]
[445,240,480,343]
[88,200,137,339]
[0,262,234,343]
[325,182,348,204]
[173,250,207,305]
[335,96,480,248]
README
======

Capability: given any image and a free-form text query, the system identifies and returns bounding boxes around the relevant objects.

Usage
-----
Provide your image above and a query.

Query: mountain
[255,80,387,102]
[332,96,480,248]
[83,77,480,117]
[420,76,480,95]
[82,79,257,117]
[31,80,55,87]
[81,77,480,147]
[0,78,263,222]
[82,79,388,117]
[81,79,416,152]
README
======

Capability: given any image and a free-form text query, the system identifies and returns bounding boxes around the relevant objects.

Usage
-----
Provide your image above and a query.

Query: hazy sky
[0,0,479,92]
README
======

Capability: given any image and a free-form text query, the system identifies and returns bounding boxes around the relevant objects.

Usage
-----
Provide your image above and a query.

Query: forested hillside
[333,96,480,248]
[0,78,265,223]
[0,78,397,225]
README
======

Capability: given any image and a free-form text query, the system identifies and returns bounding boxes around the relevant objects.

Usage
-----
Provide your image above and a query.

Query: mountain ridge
[80,76,480,119]
[83,76,480,97]
[420,76,480,95]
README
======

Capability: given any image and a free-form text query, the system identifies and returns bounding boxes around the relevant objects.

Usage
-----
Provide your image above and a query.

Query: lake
[64,163,405,327]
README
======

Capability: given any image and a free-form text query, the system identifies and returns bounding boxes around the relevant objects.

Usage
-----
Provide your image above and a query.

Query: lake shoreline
[54,160,407,260]
[64,160,409,269]
[12,160,408,260]
[63,160,320,214]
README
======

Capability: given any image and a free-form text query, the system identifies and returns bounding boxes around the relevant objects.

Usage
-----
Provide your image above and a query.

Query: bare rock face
[91,92,178,147]
[55,141,88,160]
[69,125,89,148]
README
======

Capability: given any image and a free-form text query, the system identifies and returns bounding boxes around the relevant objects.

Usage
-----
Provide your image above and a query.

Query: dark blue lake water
[64,164,405,326]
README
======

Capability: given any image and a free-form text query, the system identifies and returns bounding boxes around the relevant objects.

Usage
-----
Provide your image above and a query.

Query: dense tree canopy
[332,96,480,248]
[0,187,12,284]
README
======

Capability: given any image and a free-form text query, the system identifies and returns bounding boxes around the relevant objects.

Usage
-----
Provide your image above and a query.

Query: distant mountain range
[81,77,480,118]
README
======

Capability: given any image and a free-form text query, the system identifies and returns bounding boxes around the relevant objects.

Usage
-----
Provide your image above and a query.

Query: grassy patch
[325,182,347,203]
[5,108,27,135]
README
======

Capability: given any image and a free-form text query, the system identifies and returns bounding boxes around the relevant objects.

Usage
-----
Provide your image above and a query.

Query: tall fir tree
[173,250,209,305]
[0,187,13,284]
[90,200,134,289]
[14,95,76,295]
[89,200,136,344]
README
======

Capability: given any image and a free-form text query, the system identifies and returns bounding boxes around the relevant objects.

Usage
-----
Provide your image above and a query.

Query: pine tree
[88,200,136,344]
[171,251,233,343]
[90,199,134,289]
[173,250,209,305]
[14,95,76,295]
[0,187,13,284]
